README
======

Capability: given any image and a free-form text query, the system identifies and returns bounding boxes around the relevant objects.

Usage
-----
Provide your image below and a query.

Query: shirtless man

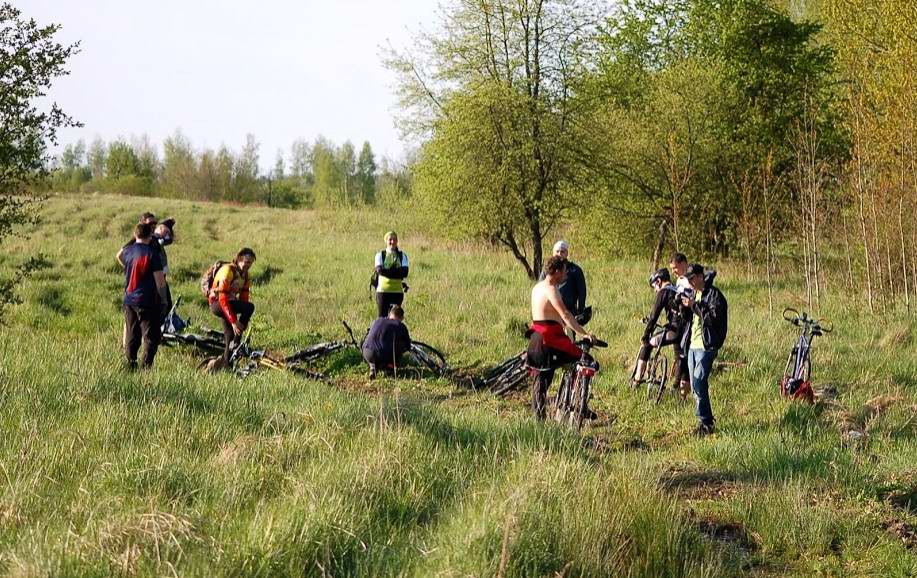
[527,255,595,420]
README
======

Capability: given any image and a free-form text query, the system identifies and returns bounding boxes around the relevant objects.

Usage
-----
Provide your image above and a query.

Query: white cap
[553,240,569,252]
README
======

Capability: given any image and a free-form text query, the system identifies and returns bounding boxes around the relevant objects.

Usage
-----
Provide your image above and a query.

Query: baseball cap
[686,263,704,278]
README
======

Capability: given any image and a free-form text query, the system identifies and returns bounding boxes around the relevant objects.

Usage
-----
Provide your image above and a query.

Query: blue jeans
[688,349,717,426]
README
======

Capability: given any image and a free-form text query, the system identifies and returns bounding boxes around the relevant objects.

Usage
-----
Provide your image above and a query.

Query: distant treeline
[42,132,412,208]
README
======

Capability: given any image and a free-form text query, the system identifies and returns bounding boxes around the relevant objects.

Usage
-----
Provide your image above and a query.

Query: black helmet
[648,268,671,287]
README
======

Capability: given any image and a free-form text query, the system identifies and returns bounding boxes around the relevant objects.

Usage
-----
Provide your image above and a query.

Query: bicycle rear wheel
[646,354,669,404]
[409,341,449,376]
[490,366,530,396]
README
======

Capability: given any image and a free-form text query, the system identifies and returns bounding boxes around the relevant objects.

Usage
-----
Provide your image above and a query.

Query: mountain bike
[628,318,673,404]
[484,307,594,397]
[553,337,607,432]
[406,341,449,376]
[284,321,360,364]
[780,308,833,404]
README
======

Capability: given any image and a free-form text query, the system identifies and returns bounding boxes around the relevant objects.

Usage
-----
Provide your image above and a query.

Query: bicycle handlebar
[577,337,608,348]
[782,307,833,334]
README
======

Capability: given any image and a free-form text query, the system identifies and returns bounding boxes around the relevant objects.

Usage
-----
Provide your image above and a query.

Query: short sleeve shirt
[122,242,163,308]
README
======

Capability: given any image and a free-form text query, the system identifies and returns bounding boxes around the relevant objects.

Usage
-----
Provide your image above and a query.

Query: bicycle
[628,318,675,404]
[780,308,833,404]
[483,307,594,397]
[284,321,360,364]
[552,337,607,432]
[406,341,449,376]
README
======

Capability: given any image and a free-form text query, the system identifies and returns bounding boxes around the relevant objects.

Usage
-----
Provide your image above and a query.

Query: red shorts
[529,320,582,359]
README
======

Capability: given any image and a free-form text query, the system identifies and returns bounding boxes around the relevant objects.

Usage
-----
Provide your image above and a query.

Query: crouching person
[208,248,256,368]
[362,305,411,378]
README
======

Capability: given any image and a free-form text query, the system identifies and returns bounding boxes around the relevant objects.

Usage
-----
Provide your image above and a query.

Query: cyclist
[121,222,169,370]
[539,240,587,319]
[373,231,409,317]
[208,248,257,367]
[632,268,687,394]
[362,305,412,378]
[679,263,728,437]
[528,255,596,421]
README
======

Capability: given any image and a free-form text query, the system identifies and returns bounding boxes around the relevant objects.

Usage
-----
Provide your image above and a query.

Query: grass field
[0,193,916,577]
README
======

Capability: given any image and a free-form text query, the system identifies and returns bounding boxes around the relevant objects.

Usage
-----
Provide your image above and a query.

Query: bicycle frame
[780,308,831,403]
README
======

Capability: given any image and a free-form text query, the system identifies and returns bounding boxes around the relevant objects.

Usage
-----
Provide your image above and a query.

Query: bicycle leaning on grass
[779,308,832,404]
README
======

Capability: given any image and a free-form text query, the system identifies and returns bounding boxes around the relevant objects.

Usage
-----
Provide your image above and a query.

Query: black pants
[124,305,162,367]
[637,329,686,384]
[375,292,404,318]
[210,300,255,364]
[527,333,580,420]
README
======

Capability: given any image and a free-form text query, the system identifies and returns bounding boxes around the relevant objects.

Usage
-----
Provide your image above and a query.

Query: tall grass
[0,193,914,576]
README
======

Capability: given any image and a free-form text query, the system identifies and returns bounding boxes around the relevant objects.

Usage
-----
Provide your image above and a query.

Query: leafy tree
[388,0,601,278]
[105,140,139,179]
[0,3,78,320]
[87,137,106,181]
[356,141,376,204]
[311,136,342,206]
[161,130,197,198]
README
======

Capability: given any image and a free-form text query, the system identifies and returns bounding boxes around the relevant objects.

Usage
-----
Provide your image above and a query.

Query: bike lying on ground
[483,307,594,397]
[780,308,832,404]
[553,337,607,432]
[628,318,675,404]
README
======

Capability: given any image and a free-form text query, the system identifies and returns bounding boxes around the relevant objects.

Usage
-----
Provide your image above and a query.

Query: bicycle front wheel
[409,341,449,376]
[647,354,669,404]
[570,374,591,432]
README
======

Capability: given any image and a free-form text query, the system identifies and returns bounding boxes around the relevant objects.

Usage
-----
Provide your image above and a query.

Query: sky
[24,0,441,169]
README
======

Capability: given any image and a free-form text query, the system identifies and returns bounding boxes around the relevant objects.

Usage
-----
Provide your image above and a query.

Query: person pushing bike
[633,268,688,395]
[528,256,596,421]
[208,248,257,368]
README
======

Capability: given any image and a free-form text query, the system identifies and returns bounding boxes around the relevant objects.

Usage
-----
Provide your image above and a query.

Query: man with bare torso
[527,256,595,420]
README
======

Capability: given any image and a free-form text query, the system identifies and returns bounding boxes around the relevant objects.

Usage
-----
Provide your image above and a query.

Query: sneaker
[693,423,715,437]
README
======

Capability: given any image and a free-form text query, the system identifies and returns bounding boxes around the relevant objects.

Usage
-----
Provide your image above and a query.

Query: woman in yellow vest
[374,231,409,317]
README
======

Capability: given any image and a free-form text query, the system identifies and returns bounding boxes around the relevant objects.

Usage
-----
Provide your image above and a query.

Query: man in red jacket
[208,248,256,366]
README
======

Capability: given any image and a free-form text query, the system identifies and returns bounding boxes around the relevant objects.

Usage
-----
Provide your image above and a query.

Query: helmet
[648,268,671,287]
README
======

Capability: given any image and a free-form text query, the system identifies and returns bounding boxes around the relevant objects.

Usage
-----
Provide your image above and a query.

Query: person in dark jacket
[121,222,169,370]
[362,305,412,378]
[680,264,728,436]
[632,268,687,390]
[539,240,587,317]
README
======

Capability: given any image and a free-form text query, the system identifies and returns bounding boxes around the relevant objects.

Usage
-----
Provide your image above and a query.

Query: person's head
[552,240,569,261]
[154,223,173,245]
[686,263,705,291]
[649,268,671,292]
[235,247,256,273]
[543,255,567,284]
[388,304,405,320]
[140,212,157,225]
[384,231,398,250]
[134,222,154,241]
[670,252,688,277]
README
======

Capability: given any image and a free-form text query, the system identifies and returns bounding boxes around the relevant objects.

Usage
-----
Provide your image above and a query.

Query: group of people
[526,249,728,436]
[116,212,726,435]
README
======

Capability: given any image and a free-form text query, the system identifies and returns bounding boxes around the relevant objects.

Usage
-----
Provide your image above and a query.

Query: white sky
[23,0,440,169]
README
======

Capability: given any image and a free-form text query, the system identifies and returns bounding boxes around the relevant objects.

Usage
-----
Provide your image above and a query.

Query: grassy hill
[0,193,915,577]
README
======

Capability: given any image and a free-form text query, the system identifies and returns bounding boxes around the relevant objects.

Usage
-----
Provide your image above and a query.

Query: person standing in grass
[362,305,412,378]
[208,248,256,367]
[528,256,596,421]
[121,222,169,370]
[679,263,728,437]
[373,231,409,317]
[539,240,587,319]
[669,252,691,396]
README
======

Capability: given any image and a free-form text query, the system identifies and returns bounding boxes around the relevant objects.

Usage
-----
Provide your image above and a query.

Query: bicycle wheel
[646,354,669,404]
[570,374,591,432]
[409,341,449,376]
[553,370,573,424]
[780,349,796,396]
[485,352,526,382]
[285,341,345,364]
[491,366,529,396]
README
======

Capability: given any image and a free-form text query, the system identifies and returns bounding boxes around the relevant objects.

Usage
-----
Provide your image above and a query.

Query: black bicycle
[407,341,449,376]
[780,308,832,404]
[553,337,607,432]
[284,321,360,364]
[628,319,674,404]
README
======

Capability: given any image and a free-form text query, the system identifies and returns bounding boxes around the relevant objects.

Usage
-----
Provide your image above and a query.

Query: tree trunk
[900,198,910,312]
[652,220,668,271]
[763,157,775,316]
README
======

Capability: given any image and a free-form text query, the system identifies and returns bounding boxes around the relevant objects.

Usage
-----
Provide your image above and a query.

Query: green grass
[0,193,915,576]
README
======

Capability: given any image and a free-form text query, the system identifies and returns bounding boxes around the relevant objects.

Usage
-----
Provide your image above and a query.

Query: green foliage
[0,3,78,322]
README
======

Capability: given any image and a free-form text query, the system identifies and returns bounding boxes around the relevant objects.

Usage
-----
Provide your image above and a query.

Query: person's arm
[548,286,591,339]
[577,268,587,313]
[380,252,408,279]
[213,267,240,328]
[116,247,126,268]
[239,276,251,303]
[692,289,723,328]
[643,291,666,342]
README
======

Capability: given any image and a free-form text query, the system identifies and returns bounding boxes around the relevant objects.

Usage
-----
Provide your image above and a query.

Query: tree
[0,3,78,321]
[87,137,106,181]
[338,141,356,204]
[357,141,377,204]
[388,0,601,278]
[161,130,197,198]
[105,140,139,179]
